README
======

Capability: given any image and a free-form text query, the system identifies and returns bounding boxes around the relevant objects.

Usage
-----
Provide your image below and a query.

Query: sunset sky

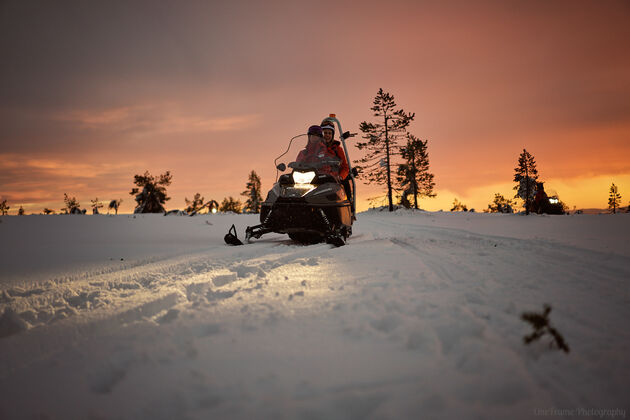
[1,0,629,214]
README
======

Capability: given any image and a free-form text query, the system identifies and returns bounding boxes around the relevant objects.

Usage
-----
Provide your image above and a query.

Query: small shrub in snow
[521,304,570,353]
[451,198,468,212]
[108,199,123,215]
[0,199,9,215]
[185,193,205,214]
[486,193,514,213]
[62,193,81,214]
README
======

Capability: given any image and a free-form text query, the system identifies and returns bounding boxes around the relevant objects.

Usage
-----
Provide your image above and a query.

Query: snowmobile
[224,115,357,247]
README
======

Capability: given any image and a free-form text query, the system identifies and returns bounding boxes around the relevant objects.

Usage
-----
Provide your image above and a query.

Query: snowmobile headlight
[292,171,316,185]
[549,197,559,204]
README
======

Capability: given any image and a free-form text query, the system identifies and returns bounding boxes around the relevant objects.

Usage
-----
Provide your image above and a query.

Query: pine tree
[130,171,172,213]
[241,170,263,214]
[514,149,539,215]
[608,183,622,214]
[219,197,242,214]
[91,198,104,214]
[0,200,9,215]
[396,134,436,209]
[185,193,205,214]
[451,198,468,212]
[356,88,415,212]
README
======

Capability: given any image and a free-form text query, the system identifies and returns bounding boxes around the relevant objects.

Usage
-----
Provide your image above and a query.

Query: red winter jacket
[296,141,341,179]
[326,141,349,180]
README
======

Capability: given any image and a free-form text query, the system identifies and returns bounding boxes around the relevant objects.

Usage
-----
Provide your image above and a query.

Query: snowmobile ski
[224,224,244,246]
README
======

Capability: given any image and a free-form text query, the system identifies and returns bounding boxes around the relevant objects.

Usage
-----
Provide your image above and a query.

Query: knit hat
[308,125,323,137]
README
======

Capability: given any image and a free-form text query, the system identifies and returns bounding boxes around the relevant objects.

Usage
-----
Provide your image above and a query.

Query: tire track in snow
[0,239,343,341]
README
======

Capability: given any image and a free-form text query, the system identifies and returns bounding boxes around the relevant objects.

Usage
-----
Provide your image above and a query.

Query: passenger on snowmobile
[321,118,354,215]
[321,119,349,180]
[531,182,565,215]
[532,182,548,214]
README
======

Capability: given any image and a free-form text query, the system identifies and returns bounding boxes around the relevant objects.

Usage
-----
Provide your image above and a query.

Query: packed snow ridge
[0,211,628,419]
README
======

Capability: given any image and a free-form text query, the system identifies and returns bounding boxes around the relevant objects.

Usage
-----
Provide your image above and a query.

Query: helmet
[308,125,323,137]
[320,119,335,133]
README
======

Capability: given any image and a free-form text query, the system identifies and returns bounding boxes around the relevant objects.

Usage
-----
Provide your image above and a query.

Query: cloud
[51,105,261,135]
[0,154,139,203]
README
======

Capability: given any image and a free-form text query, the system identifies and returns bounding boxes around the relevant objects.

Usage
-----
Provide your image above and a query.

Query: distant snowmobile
[532,182,565,215]
[225,115,357,247]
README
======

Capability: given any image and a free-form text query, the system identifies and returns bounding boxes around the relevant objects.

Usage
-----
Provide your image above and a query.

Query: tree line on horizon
[0,90,628,217]
[449,149,627,215]
[0,170,263,216]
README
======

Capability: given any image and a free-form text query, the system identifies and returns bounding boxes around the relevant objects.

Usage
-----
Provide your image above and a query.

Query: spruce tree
[91,198,104,214]
[130,171,172,213]
[356,88,415,211]
[396,134,435,209]
[608,183,622,214]
[241,170,263,214]
[219,197,242,214]
[513,149,539,215]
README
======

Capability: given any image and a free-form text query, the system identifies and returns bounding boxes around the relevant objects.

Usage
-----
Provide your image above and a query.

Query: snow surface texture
[0,211,628,419]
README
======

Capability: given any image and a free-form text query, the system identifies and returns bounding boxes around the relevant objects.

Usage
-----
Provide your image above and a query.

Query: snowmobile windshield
[276,134,341,177]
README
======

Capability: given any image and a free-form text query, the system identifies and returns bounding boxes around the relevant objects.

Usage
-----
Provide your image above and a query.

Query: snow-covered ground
[1,211,628,419]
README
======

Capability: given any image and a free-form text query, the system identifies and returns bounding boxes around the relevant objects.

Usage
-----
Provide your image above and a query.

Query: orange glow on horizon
[1,2,629,216]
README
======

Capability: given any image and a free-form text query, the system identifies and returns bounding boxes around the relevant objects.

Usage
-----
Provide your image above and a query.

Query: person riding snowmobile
[320,119,349,180]
[296,125,339,178]
[321,118,354,215]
